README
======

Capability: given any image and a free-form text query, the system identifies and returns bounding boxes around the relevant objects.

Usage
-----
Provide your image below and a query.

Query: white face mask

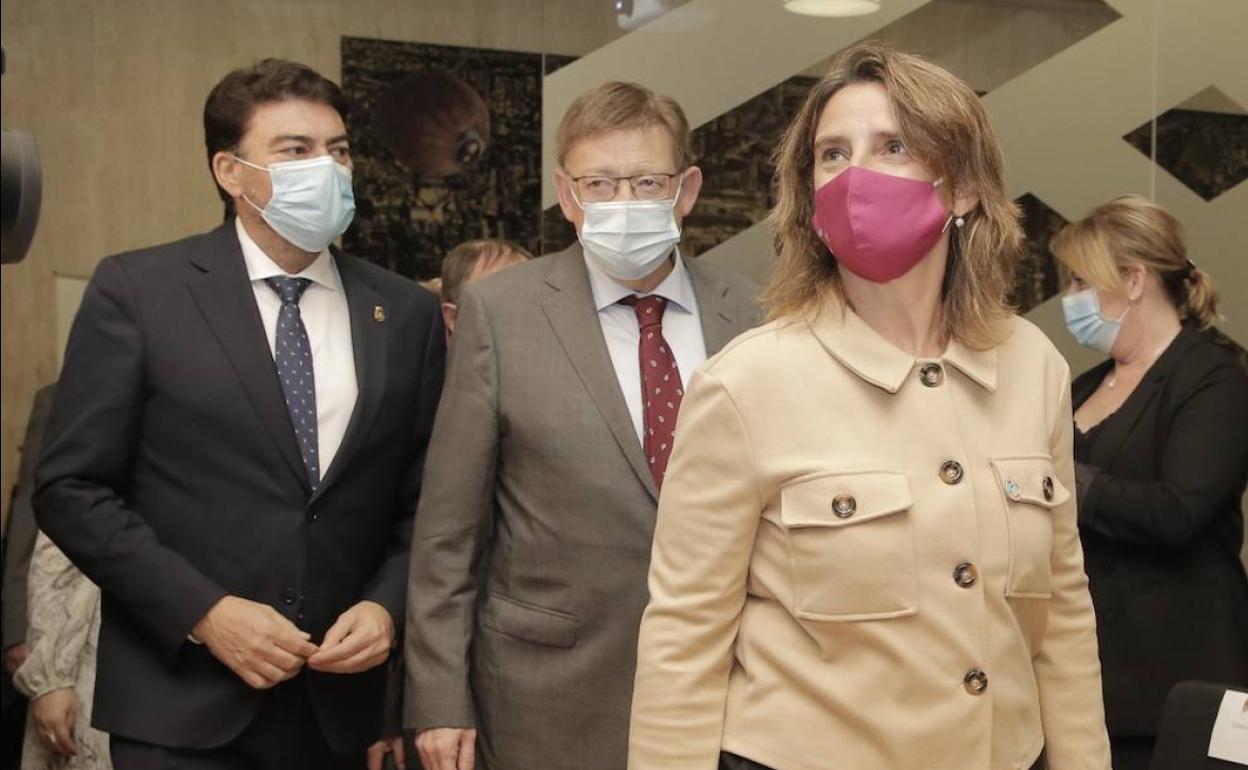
[574,180,683,281]
[234,154,355,253]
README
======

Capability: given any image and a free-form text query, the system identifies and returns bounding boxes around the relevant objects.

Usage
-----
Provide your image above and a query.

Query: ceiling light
[784,0,881,17]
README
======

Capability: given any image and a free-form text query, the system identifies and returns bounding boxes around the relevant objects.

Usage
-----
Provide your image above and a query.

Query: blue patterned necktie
[265,276,319,490]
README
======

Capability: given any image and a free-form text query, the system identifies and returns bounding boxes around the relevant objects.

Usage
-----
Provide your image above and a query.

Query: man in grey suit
[406,82,759,770]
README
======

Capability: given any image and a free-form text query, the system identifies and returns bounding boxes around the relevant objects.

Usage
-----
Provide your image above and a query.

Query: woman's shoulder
[701,318,820,377]
[994,314,1072,383]
[1172,327,1248,395]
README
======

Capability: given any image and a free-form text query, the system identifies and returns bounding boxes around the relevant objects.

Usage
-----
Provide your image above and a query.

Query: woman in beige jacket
[628,43,1111,770]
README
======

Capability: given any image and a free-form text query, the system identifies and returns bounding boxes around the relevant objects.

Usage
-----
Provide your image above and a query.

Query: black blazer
[33,222,444,752]
[1073,324,1248,737]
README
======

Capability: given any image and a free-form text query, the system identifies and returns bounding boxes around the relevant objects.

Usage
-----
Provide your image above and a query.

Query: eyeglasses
[569,172,681,203]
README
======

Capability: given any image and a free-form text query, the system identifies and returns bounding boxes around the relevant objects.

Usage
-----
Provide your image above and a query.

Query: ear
[674,165,703,222]
[952,185,979,219]
[440,302,458,335]
[1123,263,1148,301]
[553,168,581,226]
[212,151,245,201]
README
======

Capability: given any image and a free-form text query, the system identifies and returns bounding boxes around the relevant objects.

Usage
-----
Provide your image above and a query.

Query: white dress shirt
[585,249,708,445]
[236,218,358,478]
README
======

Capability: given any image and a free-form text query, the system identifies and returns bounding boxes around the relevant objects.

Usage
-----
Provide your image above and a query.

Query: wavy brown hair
[762,42,1022,350]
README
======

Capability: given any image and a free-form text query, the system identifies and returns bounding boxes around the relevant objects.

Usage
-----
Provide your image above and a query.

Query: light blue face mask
[1061,287,1130,354]
[234,154,355,253]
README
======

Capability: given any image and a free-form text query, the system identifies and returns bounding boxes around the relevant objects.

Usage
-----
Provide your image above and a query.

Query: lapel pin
[374,305,386,322]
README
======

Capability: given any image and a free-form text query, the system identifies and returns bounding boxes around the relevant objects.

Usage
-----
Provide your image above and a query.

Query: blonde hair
[763,42,1022,350]
[440,239,534,304]
[556,81,692,169]
[1051,195,1219,328]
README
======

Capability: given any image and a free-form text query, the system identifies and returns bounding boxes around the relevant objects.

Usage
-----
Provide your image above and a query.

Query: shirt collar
[235,217,342,293]
[808,301,998,393]
[584,247,696,314]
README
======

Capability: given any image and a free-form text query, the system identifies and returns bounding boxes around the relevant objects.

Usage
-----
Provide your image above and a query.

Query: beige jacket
[629,307,1111,770]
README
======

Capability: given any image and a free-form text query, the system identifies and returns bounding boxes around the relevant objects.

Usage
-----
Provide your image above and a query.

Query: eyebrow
[574,165,673,177]
[268,133,351,147]
[813,130,903,149]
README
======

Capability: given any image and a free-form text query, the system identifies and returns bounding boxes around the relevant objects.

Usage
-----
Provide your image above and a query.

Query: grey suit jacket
[405,244,759,770]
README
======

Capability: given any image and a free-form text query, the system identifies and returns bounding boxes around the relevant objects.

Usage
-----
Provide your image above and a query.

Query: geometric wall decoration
[1012,193,1068,314]
[1122,86,1248,201]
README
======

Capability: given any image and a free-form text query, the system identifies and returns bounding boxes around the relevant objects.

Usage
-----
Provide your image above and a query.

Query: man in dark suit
[34,59,444,770]
[406,82,759,770]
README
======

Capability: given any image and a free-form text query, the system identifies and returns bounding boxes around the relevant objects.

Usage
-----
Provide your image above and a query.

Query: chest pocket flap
[989,456,1070,510]
[780,470,913,529]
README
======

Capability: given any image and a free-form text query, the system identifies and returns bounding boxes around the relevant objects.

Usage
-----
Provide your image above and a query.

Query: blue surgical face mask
[1061,287,1130,354]
[234,154,355,253]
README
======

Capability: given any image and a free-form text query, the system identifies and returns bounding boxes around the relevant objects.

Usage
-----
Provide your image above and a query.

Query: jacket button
[919,362,944,387]
[1042,475,1055,501]
[307,511,318,522]
[953,562,978,588]
[831,494,857,518]
[939,460,964,485]
[282,587,297,605]
[964,669,989,695]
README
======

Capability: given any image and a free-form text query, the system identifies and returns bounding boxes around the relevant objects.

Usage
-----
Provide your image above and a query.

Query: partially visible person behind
[1052,194,1248,770]
[1,384,57,770]
[438,239,533,337]
[14,532,110,770]
[628,42,1110,770]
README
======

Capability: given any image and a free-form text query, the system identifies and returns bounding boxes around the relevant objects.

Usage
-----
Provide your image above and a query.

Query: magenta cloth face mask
[812,166,951,283]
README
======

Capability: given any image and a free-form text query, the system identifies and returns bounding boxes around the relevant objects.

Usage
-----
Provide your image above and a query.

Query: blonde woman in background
[1053,195,1248,770]
[14,532,110,770]
[628,43,1110,770]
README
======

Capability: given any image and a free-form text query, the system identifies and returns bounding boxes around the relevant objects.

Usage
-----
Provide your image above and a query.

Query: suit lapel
[685,256,740,355]
[186,223,309,492]
[1087,326,1199,470]
[540,246,659,503]
[309,253,389,504]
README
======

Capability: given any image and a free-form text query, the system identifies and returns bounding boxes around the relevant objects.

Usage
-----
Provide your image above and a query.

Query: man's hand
[2,642,28,674]
[191,595,317,689]
[416,728,476,770]
[31,688,78,757]
[307,600,393,674]
[367,735,407,770]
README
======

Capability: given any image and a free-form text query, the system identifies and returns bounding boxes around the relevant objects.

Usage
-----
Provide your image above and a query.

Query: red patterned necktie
[620,295,684,490]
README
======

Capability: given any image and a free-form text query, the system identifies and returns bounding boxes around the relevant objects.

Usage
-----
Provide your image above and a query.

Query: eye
[281,146,307,157]
[885,140,908,156]
[584,177,612,191]
[820,147,848,163]
[330,145,351,160]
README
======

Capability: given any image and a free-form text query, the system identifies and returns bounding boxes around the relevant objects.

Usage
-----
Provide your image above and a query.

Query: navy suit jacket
[34,221,444,752]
